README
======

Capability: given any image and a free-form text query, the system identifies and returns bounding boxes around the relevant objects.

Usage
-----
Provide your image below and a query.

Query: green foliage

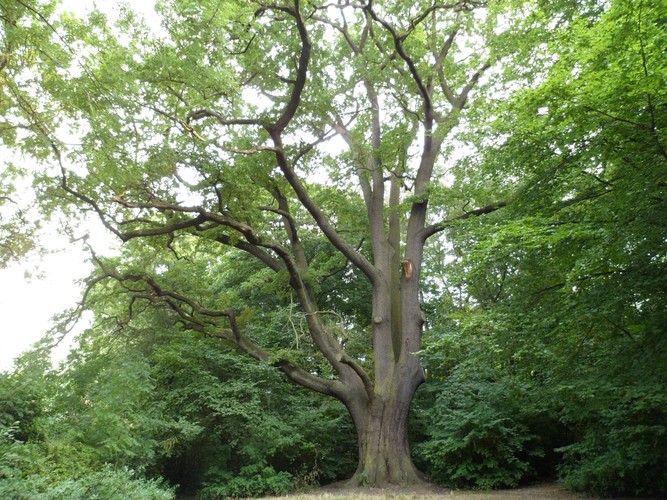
[413,315,562,491]
[21,270,357,495]
[414,375,539,489]
[0,0,71,265]
[48,351,164,469]
[0,318,356,497]
[0,454,175,500]
[0,428,49,491]
[198,463,293,499]
[0,370,46,443]
[0,162,37,267]
[0,366,174,499]
[50,466,174,500]
[557,391,667,497]
[554,353,667,497]
[421,0,667,496]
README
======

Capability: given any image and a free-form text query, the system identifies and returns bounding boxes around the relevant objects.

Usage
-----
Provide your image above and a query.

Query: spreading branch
[365,5,433,119]
[111,194,371,392]
[266,1,311,136]
[187,108,268,128]
[92,265,344,397]
[423,200,509,239]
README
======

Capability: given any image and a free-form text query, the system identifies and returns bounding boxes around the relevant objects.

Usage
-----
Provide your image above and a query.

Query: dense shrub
[0,433,174,500]
[149,333,356,494]
[197,463,293,499]
[557,382,667,497]
[413,371,545,489]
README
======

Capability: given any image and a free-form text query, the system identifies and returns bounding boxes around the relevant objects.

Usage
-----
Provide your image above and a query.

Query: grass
[257,481,590,499]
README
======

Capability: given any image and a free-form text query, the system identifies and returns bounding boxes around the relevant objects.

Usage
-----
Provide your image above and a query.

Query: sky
[0,1,159,373]
[0,244,91,372]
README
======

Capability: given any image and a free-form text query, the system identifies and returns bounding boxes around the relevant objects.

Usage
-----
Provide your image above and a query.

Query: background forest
[1,0,666,498]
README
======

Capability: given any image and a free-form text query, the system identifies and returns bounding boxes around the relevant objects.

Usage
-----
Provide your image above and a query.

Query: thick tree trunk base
[348,449,426,487]
[345,394,425,488]
[344,468,428,488]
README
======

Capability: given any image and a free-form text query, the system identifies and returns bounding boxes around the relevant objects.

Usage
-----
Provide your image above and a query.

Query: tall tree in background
[6,0,607,487]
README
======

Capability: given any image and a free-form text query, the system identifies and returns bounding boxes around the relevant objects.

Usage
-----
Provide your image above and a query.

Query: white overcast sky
[0,1,159,372]
[0,246,91,372]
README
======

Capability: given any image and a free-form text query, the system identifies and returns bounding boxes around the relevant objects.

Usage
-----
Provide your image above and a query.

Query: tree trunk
[330,229,428,487]
[343,371,425,487]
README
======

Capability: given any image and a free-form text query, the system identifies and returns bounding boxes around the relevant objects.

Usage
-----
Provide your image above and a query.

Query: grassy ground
[261,482,592,499]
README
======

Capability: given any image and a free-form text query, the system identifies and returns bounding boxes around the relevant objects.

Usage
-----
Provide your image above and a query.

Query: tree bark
[344,370,425,487]
[341,281,426,488]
